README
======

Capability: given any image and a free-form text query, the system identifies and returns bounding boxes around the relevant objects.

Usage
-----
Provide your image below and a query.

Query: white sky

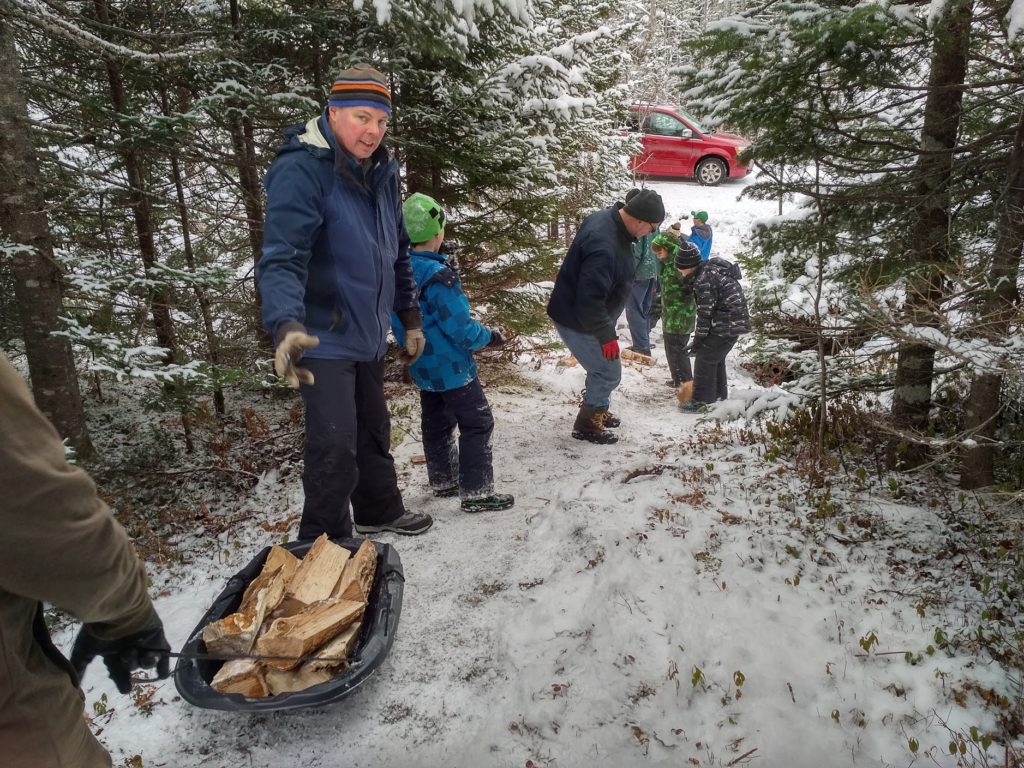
[63,175,1014,768]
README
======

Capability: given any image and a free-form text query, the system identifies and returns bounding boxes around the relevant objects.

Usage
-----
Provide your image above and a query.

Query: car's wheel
[695,157,726,186]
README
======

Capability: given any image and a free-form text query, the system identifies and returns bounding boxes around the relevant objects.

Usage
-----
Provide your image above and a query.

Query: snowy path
[71,178,1008,768]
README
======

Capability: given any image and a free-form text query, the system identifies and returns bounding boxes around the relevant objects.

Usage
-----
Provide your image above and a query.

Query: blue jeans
[625,278,656,355]
[420,378,495,500]
[554,322,622,409]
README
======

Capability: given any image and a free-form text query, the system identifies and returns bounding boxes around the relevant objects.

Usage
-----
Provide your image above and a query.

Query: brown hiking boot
[572,404,619,444]
[596,408,621,429]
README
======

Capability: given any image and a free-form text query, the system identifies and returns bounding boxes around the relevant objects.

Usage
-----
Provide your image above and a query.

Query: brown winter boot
[596,408,621,429]
[572,404,619,444]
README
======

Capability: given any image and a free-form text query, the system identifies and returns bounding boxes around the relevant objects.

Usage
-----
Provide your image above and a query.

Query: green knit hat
[651,231,681,255]
[403,192,447,244]
[691,210,709,223]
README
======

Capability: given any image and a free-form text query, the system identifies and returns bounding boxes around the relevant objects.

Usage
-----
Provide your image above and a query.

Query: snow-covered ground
[65,175,1018,768]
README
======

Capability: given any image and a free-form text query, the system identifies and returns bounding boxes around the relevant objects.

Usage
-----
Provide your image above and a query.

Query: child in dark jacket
[673,251,751,411]
[391,193,514,513]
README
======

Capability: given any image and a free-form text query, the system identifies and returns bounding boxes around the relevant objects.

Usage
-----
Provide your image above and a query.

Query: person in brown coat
[0,352,170,768]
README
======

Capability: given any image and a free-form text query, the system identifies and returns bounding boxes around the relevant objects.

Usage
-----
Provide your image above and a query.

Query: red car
[627,104,751,186]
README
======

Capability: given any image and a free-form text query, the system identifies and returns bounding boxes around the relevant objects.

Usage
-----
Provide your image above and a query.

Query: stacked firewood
[203,535,377,697]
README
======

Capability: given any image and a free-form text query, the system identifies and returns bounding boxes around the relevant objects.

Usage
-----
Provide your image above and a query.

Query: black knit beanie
[674,241,702,269]
[624,189,666,224]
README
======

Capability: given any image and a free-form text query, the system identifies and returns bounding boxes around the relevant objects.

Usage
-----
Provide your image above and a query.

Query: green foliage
[7,0,632,410]
[674,0,1024,486]
[92,692,109,716]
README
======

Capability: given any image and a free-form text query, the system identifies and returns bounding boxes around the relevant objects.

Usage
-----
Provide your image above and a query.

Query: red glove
[601,340,620,360]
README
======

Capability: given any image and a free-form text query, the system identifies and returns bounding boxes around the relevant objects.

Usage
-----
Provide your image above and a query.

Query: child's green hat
[403,192,447,244]
[691,210,709,223]
[651,230,681,255]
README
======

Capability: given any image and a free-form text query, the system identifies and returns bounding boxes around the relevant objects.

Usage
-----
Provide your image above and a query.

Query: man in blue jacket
[257,65,432,539]
[547,189,665,443]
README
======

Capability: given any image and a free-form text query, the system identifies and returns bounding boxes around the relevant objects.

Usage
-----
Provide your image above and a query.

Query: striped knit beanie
[329,66,392,116]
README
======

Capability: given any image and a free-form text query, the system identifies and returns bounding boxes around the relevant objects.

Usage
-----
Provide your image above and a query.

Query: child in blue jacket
[690,210,713,261]
[392,193,514,513]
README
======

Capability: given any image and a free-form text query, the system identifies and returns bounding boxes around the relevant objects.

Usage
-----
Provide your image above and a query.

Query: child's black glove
[487,327,506,348]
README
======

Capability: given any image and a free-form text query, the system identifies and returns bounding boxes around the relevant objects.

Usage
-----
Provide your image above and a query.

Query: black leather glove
[687,339,706,356]
[487,327,506,348]
[71,612,171,694]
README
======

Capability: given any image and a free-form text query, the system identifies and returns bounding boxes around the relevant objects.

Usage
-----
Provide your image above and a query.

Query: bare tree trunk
[812,159,828,455]
[229,120,265,297]
[959,106,1024,489]
[228,0,267,345]
[93,0,180,363]
[0,18,94,458]
[159,86,226,416]
[890,0,971,467]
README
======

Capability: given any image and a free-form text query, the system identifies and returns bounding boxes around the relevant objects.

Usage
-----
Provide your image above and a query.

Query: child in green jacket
[651,231,698,390]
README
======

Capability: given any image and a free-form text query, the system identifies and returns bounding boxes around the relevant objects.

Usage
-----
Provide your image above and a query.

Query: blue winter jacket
[690,222,713,261]
[256,112,417,361]
[391,250,492,392]
[546,204,637,344]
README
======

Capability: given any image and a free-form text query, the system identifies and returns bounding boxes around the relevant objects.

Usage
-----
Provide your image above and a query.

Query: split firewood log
[263,544,301,584]
[263,665,335,695]
[306,621,362,671]
[202,546,297,655]
[260,621,363,695]
[278,534,351,616]
[332,538,377,603]
[255,597,365,670]
[621,348,655,365]
[210,659,268,697]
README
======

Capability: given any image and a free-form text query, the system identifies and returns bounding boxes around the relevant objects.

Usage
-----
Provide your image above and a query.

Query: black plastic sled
[173,537,404,712]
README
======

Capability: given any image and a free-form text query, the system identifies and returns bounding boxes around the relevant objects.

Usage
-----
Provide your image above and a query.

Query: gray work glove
[396,308,426,364]
[274,328,320,388]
